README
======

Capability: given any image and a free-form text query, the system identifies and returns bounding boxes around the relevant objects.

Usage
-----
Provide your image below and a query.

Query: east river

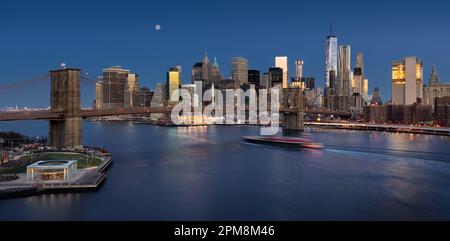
[1,121,450,220]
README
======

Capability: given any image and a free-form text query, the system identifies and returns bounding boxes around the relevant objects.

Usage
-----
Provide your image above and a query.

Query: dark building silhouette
[435,97,450,127]
[302,77,315,90]
[191,62,203,83]
[248,70,260,89]
[363,104,433,125]
[102,66,131,109]
[371,87,383,105]
[134,87,154,107]
[269,67,283,87]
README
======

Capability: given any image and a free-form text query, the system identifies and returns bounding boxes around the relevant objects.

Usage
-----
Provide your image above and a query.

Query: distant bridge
[0,67,356,149]
[0,108,356,122]
[0,108,173,121]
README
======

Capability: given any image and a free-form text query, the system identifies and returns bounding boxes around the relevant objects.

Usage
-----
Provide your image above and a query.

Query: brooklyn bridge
[0,67,355,150]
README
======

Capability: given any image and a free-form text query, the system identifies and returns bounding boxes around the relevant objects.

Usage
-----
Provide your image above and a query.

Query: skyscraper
[248,70,260,89]
[295,59,304,80]
[328,70,337,95]
[429,65,439,85]
[337,45,351,96]
[275,56,288,88]
[259,73,270,89]
[126,73,140,107]
[102,66,130,109]
[353,68,363,95]
[302,77,315,90]
[133,87,154,107]
[202,52,210,84]
[423,65,450,110]
[175,64,182,82]
[325,30,338,89]
[353,53,365,96]
[269,67,283,87]
[355,53,364,77]
[167,67,182,104]
[192,53,222,89]
[192,62,203,83]
[292,59,304,88]
[151,83,165,107]
[210,57,223,86]
[363,79,369,100]
[371,87,382,105]
[392,56,423,105]
[231,57,248,88]
[95,77,103,110]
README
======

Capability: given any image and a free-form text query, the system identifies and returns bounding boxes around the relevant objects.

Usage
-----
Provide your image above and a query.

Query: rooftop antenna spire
[329,14,334,36]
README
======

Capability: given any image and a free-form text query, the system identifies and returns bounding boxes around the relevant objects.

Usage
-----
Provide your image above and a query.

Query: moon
[154,24,161,31]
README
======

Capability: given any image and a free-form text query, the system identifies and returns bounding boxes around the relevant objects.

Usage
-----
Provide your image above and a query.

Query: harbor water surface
[1,121,450,220]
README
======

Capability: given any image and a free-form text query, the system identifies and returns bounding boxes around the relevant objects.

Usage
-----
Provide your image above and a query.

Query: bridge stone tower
[281,87,304,131]
[49,68,82,150]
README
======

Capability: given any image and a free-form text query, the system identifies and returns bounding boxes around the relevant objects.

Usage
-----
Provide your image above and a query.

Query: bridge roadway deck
[0,107,351,121]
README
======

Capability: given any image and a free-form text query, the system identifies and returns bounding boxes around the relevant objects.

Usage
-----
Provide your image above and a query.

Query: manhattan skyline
[0,0,449,108]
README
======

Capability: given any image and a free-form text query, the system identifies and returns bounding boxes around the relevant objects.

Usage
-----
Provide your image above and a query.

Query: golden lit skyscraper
[127,73,140,107]
[167,67,181,103]
[95,78,103,110]
[392,57,423,105]
[275,56,288,88]
[363,79,369,98]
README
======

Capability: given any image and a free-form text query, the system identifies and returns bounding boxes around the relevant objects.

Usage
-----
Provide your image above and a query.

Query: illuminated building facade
[95,78,103,110]
[392,57,423,105]
[363,79,369,99]
[167,67,182,104]
[292,60,304,88]
[27,160,77,181]
[295,60,303,80]
[325,35,338,89]
[126,73,140,107]
[275,56,288,88]
[102,66,130,109]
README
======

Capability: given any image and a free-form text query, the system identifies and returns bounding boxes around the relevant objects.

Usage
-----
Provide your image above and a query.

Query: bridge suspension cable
[80,75,136,94]
[80,75,98,85]
[0,73,50,91]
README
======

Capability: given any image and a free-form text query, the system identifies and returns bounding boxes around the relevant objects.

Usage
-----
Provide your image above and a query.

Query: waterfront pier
[305,122,450,136]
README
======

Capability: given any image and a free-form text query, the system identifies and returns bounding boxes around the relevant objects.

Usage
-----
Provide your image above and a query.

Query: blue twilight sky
[0,0,449,108]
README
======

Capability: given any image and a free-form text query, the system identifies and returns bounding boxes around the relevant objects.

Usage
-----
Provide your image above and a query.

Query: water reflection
[0,121,450,220]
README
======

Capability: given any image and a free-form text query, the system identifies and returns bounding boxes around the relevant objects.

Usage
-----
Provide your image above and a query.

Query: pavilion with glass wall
[27,160,77,181]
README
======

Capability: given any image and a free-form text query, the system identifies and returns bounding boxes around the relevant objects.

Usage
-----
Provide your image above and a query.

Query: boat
[243,136,323,149]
